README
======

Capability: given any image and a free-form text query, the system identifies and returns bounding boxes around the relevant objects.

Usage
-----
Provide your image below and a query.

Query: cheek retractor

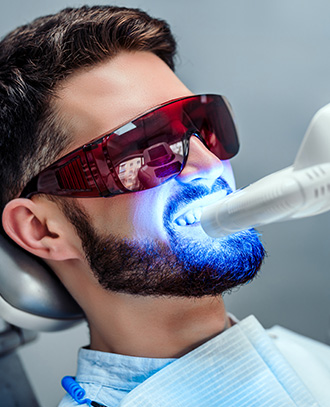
[201,103,330,238]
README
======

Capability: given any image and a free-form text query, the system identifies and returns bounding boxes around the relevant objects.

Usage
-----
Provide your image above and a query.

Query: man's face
[55,51,265,297]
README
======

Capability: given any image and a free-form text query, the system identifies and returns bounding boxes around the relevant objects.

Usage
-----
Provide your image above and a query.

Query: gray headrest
[0,234,84,331]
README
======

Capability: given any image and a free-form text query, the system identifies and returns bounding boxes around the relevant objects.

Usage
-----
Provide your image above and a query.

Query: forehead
[54,51,192,152]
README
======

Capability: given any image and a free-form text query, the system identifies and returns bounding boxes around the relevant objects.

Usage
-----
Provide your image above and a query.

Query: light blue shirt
[58,347,176,406]
[58,316,330,407]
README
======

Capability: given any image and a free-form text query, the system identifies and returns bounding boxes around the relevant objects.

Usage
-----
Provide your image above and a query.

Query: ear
[2,198,83,261]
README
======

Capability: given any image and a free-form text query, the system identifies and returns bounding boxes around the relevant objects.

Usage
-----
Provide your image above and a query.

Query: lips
[173,189,228,227]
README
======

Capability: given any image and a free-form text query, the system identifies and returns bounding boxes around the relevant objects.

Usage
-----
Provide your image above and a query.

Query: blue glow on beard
[162,178,265,290]
[64,176,265,296]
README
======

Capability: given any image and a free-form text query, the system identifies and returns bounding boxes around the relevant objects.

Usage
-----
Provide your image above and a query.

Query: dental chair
[0,233,84,406]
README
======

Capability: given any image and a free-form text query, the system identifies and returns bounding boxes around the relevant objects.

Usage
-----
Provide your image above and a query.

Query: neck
[85,292,230,358]
[49,259,231,358]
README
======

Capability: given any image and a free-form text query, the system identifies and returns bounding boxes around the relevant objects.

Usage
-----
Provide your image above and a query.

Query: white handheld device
[201,103,330,238]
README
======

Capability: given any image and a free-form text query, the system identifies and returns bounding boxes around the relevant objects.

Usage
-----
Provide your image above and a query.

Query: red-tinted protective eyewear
[21,94,239,198]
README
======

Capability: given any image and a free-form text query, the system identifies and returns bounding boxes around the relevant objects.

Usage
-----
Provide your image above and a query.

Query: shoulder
[267,324,330,370]
[268,324,330,405]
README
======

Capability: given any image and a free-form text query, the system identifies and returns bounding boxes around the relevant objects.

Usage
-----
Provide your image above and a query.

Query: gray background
[1,0,330,405]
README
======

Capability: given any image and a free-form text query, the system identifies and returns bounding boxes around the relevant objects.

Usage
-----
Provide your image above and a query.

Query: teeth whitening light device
[201,103,330,238]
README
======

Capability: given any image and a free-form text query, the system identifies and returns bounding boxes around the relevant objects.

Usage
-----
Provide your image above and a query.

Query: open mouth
[175,208,202,226]
[174,189,228,227]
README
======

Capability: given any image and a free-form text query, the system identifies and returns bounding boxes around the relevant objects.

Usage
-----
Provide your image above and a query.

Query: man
[0,6,329,407]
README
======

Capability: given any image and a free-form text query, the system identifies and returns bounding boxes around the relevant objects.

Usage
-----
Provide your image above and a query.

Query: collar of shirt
[75,347,176,392]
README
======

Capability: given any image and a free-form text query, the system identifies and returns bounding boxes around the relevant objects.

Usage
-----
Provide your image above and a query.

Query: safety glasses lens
[106,95,238,192]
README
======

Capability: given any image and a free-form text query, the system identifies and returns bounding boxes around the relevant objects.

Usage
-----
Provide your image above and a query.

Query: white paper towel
[120,315,319,407]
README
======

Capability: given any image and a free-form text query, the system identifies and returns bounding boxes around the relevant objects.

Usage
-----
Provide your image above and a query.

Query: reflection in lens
[169,141,183,156]
[117,156,143,190]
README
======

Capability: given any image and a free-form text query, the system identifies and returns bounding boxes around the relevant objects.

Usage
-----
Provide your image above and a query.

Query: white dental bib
[119,316,320,407]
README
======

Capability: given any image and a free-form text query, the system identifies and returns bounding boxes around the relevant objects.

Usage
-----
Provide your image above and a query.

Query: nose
[176,135,224,185]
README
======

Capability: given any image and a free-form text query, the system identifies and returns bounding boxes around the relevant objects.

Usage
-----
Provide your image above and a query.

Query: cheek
[129,188,169,240]
[78,198,130,236]
[78,189,169,241]
[222,160,236,191]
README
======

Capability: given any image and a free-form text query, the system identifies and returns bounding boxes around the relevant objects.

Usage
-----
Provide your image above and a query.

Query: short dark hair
[0,5,177,212]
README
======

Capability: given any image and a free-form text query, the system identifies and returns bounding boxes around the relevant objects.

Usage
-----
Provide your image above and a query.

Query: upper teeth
[175,208,202,226]
[174,190,229,227]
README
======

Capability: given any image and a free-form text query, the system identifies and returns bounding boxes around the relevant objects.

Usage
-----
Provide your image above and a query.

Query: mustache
[163,177,232,225]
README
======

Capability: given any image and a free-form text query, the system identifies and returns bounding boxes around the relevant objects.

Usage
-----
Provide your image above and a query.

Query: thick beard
[60,179,265,297]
